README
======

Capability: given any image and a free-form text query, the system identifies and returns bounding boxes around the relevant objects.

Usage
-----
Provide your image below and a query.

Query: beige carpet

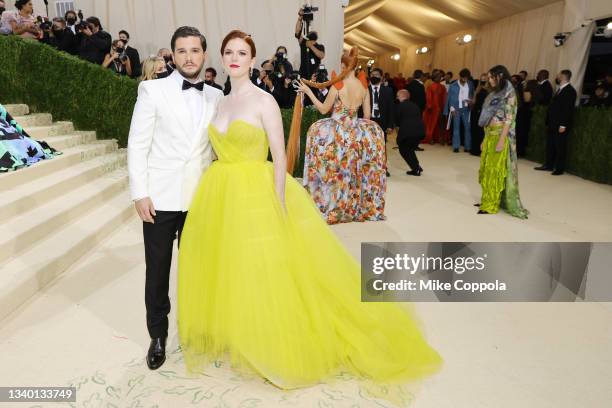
[1,144,611,407]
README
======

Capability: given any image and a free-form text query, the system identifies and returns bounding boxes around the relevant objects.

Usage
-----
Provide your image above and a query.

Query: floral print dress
[303,96,387,224]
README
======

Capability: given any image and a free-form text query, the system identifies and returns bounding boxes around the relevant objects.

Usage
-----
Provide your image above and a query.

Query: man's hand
[305,40,315,48]
[135,197,156,223]
[82,26,93,36]
[559,126,566,133]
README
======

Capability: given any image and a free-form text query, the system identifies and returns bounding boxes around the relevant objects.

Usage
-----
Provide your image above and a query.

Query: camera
[553,32,569,47]
[39,19,53,31]
[315,64,328,83]
[301,4,318,23]
[115,47,128,62]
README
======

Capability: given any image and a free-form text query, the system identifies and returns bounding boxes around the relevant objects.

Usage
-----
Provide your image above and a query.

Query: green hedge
[0,35,323,177]
[526,105,612,184]
[2,35,610,183]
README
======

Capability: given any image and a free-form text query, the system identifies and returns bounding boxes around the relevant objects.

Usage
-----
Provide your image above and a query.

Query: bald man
[395,89,424,176]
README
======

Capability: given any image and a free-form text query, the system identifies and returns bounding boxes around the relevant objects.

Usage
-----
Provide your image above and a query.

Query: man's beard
[176,64,203,80]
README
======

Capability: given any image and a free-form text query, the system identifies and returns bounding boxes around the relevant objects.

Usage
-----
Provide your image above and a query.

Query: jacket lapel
[161,74,195,138]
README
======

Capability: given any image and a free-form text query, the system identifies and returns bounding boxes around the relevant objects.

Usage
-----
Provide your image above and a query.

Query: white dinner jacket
[127,71,224,211]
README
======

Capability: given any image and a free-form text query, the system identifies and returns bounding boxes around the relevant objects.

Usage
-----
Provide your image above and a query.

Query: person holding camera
[78,16,111,65]
[118,30,141,78]
[102,39,132,76]
[156,48,175,74]
[1,0,41,39]
[294,7,325,81]
[41,17,78,55]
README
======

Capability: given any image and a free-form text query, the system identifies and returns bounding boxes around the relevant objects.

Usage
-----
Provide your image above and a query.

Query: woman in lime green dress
[177,30,441,397]
[477,65,529,219]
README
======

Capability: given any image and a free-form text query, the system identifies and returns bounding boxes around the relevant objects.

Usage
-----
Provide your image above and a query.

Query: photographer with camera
[102,39,132,76]
[118,30,141,78]
[295,5,325,81]
[77,16,111,65]
[40,17,78,55]
[157,48,175,74]
[1,0,42,39]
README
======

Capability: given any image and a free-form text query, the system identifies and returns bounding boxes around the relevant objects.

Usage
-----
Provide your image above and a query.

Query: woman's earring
[249,66,253,77]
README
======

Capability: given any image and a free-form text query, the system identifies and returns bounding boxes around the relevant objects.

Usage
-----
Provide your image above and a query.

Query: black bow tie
[182,80,204,91]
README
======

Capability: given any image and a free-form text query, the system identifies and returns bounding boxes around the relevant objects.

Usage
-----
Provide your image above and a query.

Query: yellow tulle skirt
[177,159,442,391]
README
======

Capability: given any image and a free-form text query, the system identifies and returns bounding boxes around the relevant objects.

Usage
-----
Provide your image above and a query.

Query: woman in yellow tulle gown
[178,30,442,393]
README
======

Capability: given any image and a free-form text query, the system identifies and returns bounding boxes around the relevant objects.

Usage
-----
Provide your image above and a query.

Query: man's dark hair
[413,69,423,79]
[371,68,383,76]
[15,0,29,10]
[86,16,102,30]
[119,30,129,39]
[488,65,512,92]
[171,26,207,52]
[446,71,453,77]
[519,70,528,78]
[560,69,572,80]
[205,67,217,77]
[538,69,549,79]
[459,68,471,79]
[64,10,76,19]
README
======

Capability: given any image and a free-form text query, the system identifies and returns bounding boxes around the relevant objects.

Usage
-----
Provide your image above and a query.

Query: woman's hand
[295,80,313,98]
[495,138,505,152]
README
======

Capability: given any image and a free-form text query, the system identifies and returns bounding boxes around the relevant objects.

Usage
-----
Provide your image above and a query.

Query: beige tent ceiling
[344,0,561,57]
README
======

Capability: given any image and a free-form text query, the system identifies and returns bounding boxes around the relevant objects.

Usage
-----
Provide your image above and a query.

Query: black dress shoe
[146,337,167,370]
[552,170,564,175]
[406,169,422,176]
[415,146,424,151]
[453,148,459,153]
[474,203,481,207]
[477,210,490,214]
[534,165,553,171]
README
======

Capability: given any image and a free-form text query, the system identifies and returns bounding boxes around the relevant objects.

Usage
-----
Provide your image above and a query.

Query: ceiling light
[463,34,473,43]
[391,53,400,60]
[421,46,429,53]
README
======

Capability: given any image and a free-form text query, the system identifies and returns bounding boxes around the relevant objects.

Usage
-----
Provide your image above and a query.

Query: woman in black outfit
[516,79,538,157]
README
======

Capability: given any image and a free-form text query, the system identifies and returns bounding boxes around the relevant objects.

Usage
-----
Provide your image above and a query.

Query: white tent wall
[431,2,564,81]
[22,0,344,81]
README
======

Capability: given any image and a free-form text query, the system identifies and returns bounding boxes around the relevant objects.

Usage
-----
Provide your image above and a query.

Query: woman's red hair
[220,30,256,57]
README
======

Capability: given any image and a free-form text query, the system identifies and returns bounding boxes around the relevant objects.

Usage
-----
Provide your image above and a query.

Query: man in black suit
[78,17,112,65]
[536,69,553,105]
[535,70,577,175]
[405,69,426,113]
[118,30,142,78]
[394,89,424,176]
[366,68,394,176]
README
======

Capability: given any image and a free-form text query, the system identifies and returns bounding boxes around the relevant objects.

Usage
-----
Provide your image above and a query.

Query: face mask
[0,8,5,14]
[204,80,213,85]
[480,80,486,85]
[66,17,76,25]
[265,69,273,76]
[156,70,170,79]
[116,47,124,53]
[163,56,172,64]
[370,77,381,85]
[555,78,561,85]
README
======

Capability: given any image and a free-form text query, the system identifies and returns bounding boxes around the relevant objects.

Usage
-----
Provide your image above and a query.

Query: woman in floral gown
[296,48,386,224]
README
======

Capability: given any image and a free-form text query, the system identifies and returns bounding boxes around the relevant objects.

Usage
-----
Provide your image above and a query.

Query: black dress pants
[143,210,187,339]
[398,138,420,171]
[545,126,569,172]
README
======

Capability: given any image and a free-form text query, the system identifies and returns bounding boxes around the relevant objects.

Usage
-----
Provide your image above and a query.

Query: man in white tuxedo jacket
[127,26,223,370]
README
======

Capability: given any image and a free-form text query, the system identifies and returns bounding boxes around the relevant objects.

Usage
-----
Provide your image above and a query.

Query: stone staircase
[0,104,135,321]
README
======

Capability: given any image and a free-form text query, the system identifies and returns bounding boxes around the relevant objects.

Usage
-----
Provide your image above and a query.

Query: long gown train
[177,120,442,392]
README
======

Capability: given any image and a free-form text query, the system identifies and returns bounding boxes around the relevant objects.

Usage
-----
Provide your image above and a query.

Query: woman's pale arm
[102,53,113,68]
[296,81,337,114]
[260,93,287,210]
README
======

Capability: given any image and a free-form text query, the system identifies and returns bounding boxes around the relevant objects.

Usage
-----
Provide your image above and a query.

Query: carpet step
[12,113,53,127]
[2,104,29,116]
